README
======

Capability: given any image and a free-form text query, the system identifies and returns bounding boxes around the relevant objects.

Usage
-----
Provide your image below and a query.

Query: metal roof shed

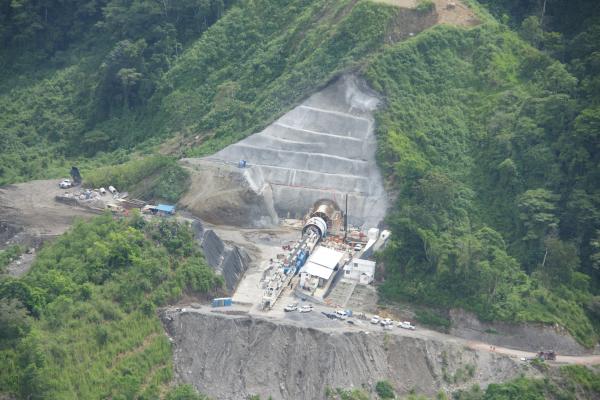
[156,204,176,214]
[302,262,335,280]
[309,246,344,270]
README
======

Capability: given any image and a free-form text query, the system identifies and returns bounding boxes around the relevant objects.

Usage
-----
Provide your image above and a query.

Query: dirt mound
[164,310,528,400]
[179,160,279,228]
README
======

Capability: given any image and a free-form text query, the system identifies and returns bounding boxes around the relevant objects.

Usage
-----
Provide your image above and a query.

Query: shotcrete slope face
[183,75,387,228]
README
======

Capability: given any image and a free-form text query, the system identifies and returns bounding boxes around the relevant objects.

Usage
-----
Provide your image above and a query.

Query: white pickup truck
[59,179,72,189]
[398,321,416,330]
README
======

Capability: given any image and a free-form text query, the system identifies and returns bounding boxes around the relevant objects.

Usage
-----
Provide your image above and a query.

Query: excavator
[70,166,82,186]
[537,350,556,361]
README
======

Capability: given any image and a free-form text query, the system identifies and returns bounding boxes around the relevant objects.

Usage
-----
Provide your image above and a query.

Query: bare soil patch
[373,0,479,27]
[0,179,99,275]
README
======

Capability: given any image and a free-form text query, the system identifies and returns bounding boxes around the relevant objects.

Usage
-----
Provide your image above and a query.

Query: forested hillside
[0,0,234,184]
[371,5,600,345]
[1,0,600,397]
[0,0,422,185]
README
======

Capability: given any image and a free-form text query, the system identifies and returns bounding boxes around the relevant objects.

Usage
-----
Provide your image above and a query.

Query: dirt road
[467,342,600,366]
[0,179,99,275]
[174,303,600,367]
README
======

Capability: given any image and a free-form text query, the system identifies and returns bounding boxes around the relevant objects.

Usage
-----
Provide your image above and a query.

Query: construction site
[2,74,599,400]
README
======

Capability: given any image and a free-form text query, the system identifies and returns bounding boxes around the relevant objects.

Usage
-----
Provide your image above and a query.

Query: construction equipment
[70,166,82,186]
[537,350,556,361]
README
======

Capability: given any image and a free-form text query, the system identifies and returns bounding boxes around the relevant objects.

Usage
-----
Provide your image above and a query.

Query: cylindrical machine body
[302,216,327,239]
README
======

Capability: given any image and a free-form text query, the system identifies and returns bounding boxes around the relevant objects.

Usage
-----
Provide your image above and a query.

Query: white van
[335,310,348,320]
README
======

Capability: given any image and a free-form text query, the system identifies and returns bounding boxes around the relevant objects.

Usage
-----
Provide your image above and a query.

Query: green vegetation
[0,214,222,398]
[165,384,210,400]
[1,0,600,397]
[454,366,600,399]
[0,0,427,186]
[416,0,435,14]
[0,0,234,186]
[326,366,600,400]
[0,245,23,272]
[375,380,396,399]
[369,9,600,345]
[326,387,371,400]
[85,155,190,203]
[414,309,451,331]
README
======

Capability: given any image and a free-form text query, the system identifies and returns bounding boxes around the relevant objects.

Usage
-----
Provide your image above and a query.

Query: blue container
[212,297,233,307]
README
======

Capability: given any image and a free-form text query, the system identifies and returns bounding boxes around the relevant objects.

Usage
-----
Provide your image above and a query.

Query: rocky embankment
[163,310,528,400]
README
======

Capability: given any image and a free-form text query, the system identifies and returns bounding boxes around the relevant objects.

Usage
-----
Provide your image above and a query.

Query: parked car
[284,303,298,312]
[370,315,380,324]
[322,312,336,319]
[353,243,362,251]
[398,321,416,330]
[59,179,72,189]
[335,309,348,320]
[347,320,355,325]
[380,318,393,326]
[298,305,313,313]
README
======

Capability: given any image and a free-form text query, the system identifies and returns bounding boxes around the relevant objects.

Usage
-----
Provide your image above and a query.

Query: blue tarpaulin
[156,204,176,214]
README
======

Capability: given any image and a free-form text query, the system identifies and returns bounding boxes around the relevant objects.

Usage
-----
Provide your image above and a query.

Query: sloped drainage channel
[192,220,250,293]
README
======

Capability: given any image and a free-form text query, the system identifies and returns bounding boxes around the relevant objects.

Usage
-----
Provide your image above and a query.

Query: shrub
[416,0,435,13]
[375,380,395,399]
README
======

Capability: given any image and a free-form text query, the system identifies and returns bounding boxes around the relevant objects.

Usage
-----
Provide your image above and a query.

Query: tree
[517,189,559,267]
[540,237,579,285]
[521,16,544,47]
[0,279,45,316]
[117,68,142,111]
[0,298,31,340]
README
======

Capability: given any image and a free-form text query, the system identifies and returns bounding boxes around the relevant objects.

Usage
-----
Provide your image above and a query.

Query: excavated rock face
[180,75,388,228]
[165,311,525,400]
